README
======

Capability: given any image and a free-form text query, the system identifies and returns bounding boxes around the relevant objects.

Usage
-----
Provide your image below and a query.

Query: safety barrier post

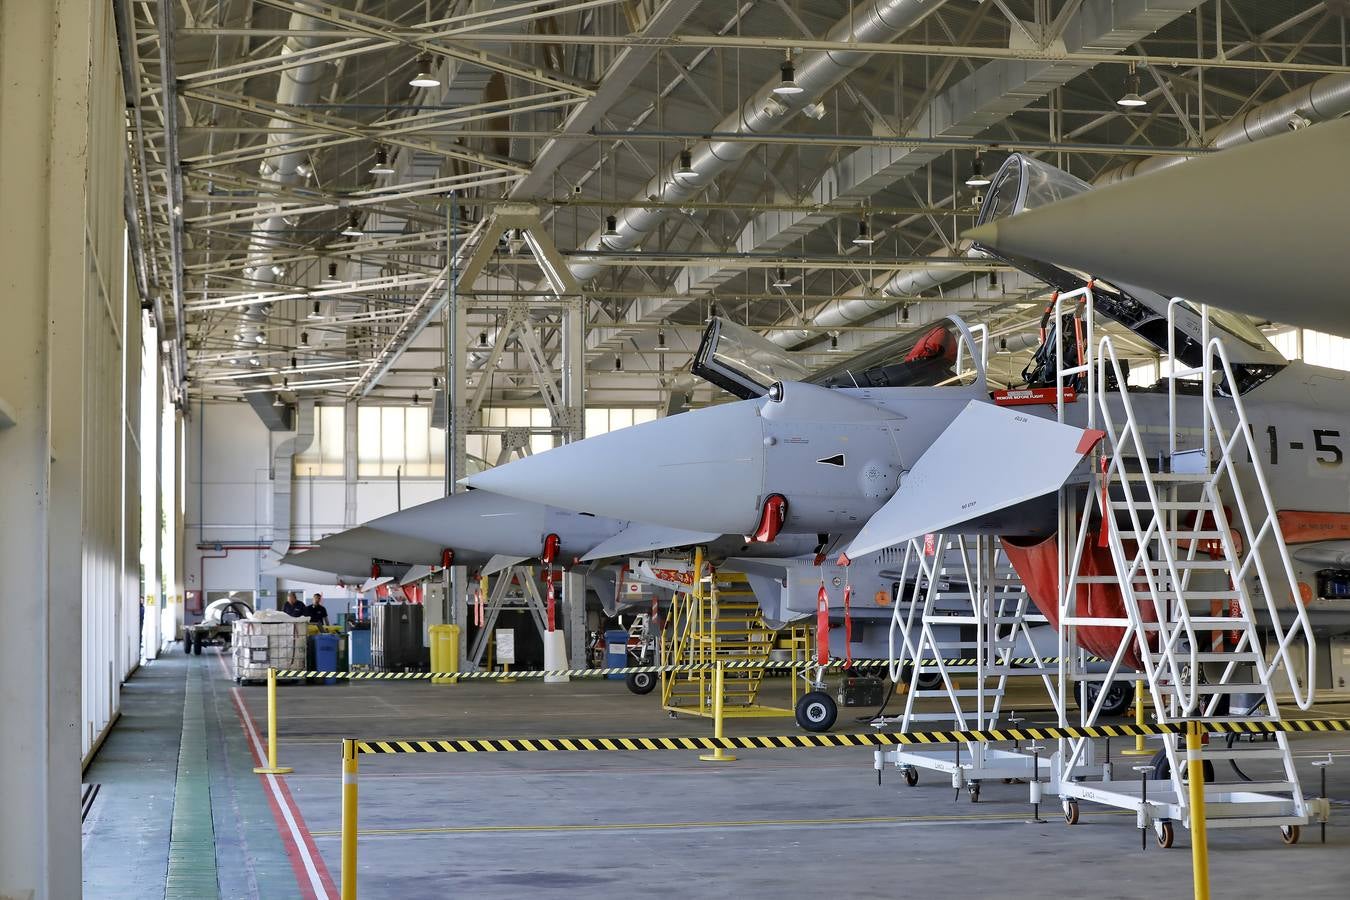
[699,661,737,763]
[1186,721,1211,900]
[1122,680,1152,757]
[341,738,359,900]
[252,668,293,775]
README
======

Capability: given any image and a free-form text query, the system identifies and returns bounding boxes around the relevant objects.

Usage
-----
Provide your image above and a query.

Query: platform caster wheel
[968,782,981,803]
[1281,825,1300,845]
[902,766,918,787]
[625,671,657,695]
[795,691,837,732]
[1064,800,1080,825]
[1156,821,1175,849]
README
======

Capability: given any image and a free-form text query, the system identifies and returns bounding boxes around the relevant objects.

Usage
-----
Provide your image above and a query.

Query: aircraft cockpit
[693,315,987,399]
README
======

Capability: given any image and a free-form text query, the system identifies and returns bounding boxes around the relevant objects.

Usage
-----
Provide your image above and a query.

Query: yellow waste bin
[430,624,460,684]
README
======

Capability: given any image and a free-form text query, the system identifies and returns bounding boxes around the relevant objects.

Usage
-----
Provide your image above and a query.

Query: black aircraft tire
[626,671,657,695]
[1078,680,1133,717]
[796,691,837,732]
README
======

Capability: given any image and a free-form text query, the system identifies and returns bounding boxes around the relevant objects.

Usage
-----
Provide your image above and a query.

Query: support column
[0,0,99,895]
[565,571,587,671]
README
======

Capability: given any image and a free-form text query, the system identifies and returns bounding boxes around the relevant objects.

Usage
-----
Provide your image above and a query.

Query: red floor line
[215,650,339,899]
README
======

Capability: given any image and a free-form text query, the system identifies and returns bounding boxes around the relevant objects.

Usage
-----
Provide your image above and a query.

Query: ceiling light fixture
[852,217,874,246]
[478,331,488,348]
[603,214,619,237]
[254,333,265,344]
[614,355,623,372]
[965,155,991,188]
[772,266,793,289]
[300,331,309,346]
[828,332,842,352]
[273,393,285,407]
[1117,63,1146,108]
[997,336,1011,355]
[248,356,260,367]
[308,300,323,320]
[674,149,697,178]
[341,213,363,237]
[773,53,802,96]
[412,393,420,406]
[320,262,339,284]
[369,147,395,176]
[656,330,668,351]
[901,305,910,323]
[409,55,440,88]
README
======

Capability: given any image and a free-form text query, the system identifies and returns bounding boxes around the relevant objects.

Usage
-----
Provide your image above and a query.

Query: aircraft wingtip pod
[844,400,1100,561]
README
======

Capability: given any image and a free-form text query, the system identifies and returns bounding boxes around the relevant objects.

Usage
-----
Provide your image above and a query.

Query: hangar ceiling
[121,0,1350,411]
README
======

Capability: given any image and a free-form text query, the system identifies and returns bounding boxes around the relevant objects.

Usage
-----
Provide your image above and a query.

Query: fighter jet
[461,151,1350,652]
[964,116,1350,338]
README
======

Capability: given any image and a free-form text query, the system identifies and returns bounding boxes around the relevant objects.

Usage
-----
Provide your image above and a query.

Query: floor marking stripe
[307,809,1135,837]
[218,651,337,900]
[351,718,1350,754]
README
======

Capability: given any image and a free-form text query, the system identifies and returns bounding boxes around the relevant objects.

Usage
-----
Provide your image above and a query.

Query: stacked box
[232,619,308,681]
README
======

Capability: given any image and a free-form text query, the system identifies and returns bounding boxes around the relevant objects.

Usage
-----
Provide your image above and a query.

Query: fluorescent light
[409,55,440,88]
[369,148,395,176]
[773,59,802,96]
[341,213,363,237]
[772,266,793,289]
[852,218,874,246]
[1118,69,1146,108]
[965,156,991,188]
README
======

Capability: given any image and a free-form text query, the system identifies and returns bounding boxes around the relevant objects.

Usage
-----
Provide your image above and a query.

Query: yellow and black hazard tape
[273,656,1084,682]
[352,717,1350,755]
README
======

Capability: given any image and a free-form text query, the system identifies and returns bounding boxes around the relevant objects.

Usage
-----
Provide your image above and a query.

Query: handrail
[1200,333,1317,709]
[1094,335,1202,715]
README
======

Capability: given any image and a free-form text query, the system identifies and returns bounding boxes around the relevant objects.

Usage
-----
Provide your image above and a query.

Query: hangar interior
[5,1,1350,898]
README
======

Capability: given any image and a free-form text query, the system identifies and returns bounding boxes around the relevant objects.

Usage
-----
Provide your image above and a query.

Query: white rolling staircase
[1053,286,1319,845]
[875,535,1073,800]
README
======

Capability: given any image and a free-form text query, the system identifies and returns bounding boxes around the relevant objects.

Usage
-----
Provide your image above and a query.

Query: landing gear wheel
[1078,681,1132,717]
[795,691,837,732]
[625,671,657,695]
[1064,800,1080,825]
[902,766,919,787]
[1150,749,1214,784]
[968,782,981,803]
[191,634,202,656]
[1281,825,1300,845]
[1157,820,1175,849]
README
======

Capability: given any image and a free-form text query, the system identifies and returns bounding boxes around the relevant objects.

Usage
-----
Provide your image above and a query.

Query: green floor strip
[165,663,220,899]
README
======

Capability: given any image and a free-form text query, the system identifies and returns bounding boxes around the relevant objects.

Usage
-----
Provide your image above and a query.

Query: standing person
[308,592,329,627]
[282,591,306,618]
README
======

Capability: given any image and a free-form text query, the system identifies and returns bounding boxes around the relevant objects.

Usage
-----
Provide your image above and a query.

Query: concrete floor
[84,648,1350,899]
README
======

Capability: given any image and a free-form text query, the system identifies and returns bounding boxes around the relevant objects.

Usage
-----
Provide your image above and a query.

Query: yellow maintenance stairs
[660,552,809,719]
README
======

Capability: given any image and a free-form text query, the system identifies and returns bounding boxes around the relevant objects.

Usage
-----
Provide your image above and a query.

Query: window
[467,407,554,463]
[358,406,442,477]
[294,405,346,476]
[1263,328,1350,372]
[584,407,658,438]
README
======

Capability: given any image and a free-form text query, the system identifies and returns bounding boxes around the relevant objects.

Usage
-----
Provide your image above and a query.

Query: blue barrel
[604,629,630,679]
[348,627,371,668]
[312,633,341,685]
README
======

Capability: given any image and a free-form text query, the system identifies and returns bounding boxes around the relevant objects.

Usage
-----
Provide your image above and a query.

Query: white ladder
[887,534,1057,730]
[1053,285,1317,839]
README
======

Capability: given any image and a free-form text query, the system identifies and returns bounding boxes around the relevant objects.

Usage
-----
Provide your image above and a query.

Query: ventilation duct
[271,398,316,557]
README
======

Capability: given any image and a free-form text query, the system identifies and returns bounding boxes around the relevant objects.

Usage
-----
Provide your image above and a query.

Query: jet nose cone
[461,399,766,535]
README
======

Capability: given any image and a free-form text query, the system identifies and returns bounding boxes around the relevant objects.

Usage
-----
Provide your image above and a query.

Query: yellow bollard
[1186,721,1211,900]
[1122,679,1153,756]
[341,738,359,900]
[699,662,737,763]
[253,668,293,775]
